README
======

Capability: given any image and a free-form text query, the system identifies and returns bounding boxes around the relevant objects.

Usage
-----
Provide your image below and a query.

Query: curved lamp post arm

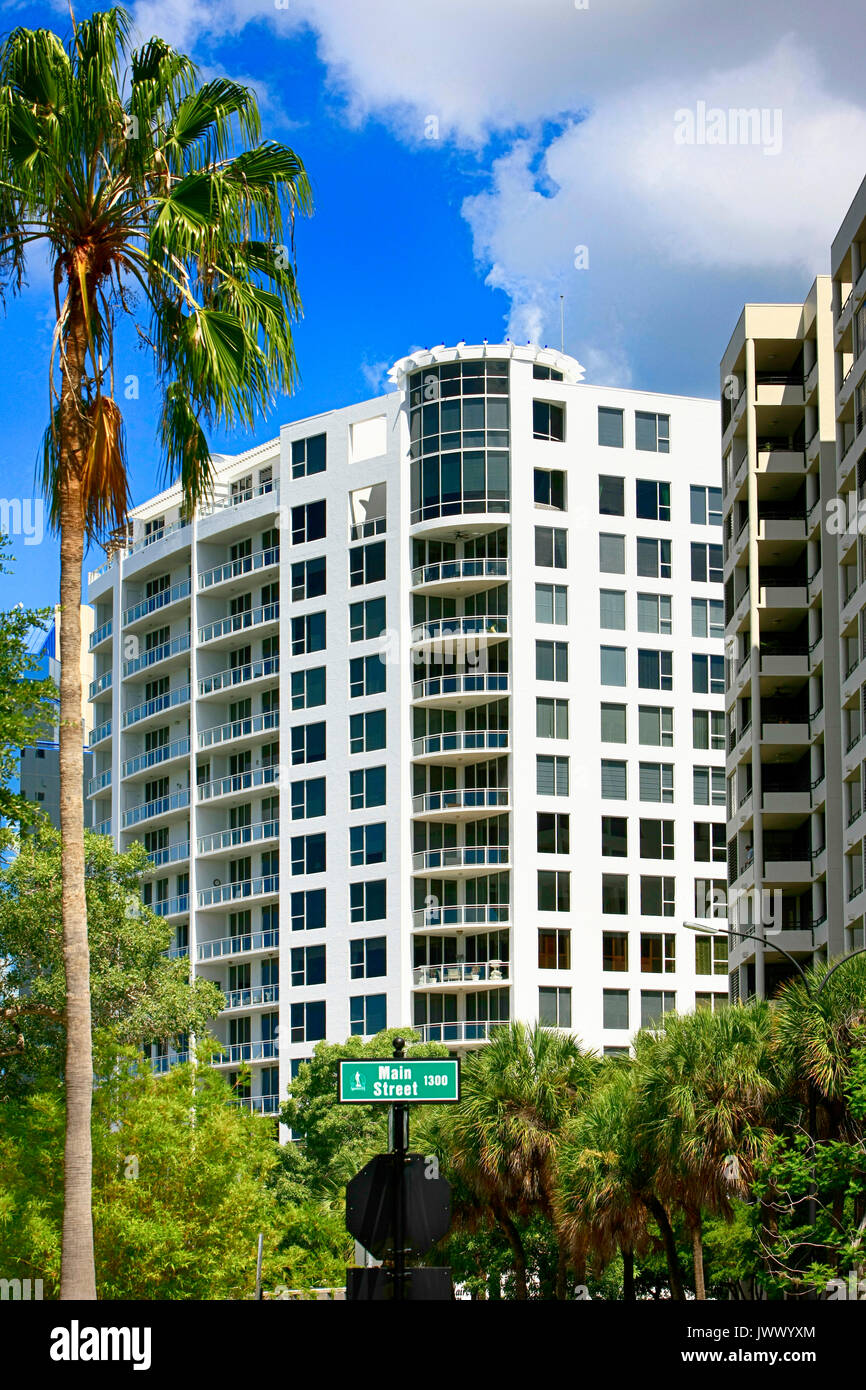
[681,919,811,995]
[816,945,866,994]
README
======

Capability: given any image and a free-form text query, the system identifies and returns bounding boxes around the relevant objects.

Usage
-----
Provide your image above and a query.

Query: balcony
[412,787,509,822]
[197,873,279,909]
[146,840,190,869]
[755,446,806,476]
[198,602,280,647]
[89,670,113,700]
[410,558,509,596]
[759,651,809,680]
[89,619,113,650]
[198,710,279,751]
[212,1040,279,1067]
[197,818,279,857]
[412,962,509,988]
[228,1096,280,1115]
[411,730,509,764]
[223,984,280,1012]
[197,656,279,698]
[122,736,191,780]
[87,768,112,797]
[760,721,810,748]
[758,582,808,613]
[411,672,509,708]
[197,544,280,592]
[123,631,190,679]
[412,903,511,933]
[197,765,278,804]
[122,684,190,730]
[412,1021,500,1046]
[151,1051,190,1074]
[91,717,112,746]
[196,927,279,962]
[121,786,191,828]
[152,894,189,920]
[411,846,510,877]
[410,616,509,652]
[123,578,192,629]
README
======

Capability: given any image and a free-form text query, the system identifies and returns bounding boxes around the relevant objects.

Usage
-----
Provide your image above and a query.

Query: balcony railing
[91,717,112,746]
[151,1051,190,1074]
[121,786,190,828]
[411,615,509,645]
[198,544,280,591]
[411,846,509,872]
[197,765,278,802]
[350,516,386,542]
[87,768,112,796]
[412,673,509,701]
[412,1021,500,1044]
[223,984,280,1011]
[213,1040,279,1065]
[197,819,279,856]
[412,904,511,930]
[89,619,113,649]
[197,873,279,908]
[147,840,190,868]
[123,736,191,778]
[412,962,508,986]
[89,670,113,700]
[412,730,509,758]
[122,684,190,728]
[198,656,279,696]
[198,602,279,645]
[412,788,509,816]
[410,558,509,588]
[123,578,192,627]
[152,894,189,918]
[196,927,279,961]
[123,631,190,677]
[228,1095,280,1114]
[198,710,279,750]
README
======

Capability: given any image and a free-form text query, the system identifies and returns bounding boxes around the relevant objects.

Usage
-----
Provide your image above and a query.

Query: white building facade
[86,343,727,1112]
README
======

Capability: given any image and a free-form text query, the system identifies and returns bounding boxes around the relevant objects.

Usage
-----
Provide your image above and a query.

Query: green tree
[0,543,58,839]
[0,6,311,1297]
[0,825,222,1095]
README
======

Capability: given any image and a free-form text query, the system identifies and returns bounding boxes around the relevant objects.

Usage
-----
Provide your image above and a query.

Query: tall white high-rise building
[86,343,726,1112]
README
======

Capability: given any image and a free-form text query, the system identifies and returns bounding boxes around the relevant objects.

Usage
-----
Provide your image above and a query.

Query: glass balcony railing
[123,736,191,778]
[123,578,192,627]
[198,545,280,591]
[196,928,279,961]
[198,710,279,750]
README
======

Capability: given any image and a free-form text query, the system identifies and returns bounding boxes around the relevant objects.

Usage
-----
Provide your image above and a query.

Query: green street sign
[338,1058,460,1104]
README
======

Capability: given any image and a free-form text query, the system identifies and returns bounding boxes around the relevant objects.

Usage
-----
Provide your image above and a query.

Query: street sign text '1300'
[338,1058,460,1104]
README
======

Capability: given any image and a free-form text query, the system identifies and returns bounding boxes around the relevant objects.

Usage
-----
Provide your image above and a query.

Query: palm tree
[772,955,866,1140]
[633,1002,778,1299]
[0,7,311,1298]
[443,1021,597,1298]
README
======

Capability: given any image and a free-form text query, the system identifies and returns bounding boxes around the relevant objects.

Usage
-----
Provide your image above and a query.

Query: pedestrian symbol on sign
[351,1070,366,1093]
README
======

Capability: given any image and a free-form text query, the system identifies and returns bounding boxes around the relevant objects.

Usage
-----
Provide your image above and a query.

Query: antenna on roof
[560,295,564,353]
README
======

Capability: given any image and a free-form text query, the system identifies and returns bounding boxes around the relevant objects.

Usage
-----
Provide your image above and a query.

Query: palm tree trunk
[621,1245,635,1301]
[689,1211,706,1300]
[647,1196,685,1301]
[493,1202,528,1300]
[58,310,96,1301]
[555,1238,569,1300]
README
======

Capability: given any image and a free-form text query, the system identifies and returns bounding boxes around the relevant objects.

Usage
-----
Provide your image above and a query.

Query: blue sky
[0,0,864,614]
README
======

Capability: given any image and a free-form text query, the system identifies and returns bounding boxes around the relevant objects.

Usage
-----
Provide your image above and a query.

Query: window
[638,650,673,691]
[693,766,725,806]
[690,485,723,526]
[291,888,326,932]
[695,993,729,1013]
[291,833,326,876]
[350,539,386,587]
[350,822,386,866]
[691,597,725,639]
[599,473,625,513]
[350,709,386,754]
[693,709,725,750]
[601,703,627,743]
[692,654,725,695]
[536,583,568,624]
[533,364,563,381]
[291,721,325,765]
[538,870,570,911]
[536,697,569,739]
[600,589,626,629]
[640,877,675,918]
[640,934,676,973]
[291,556,326,602]
[602,874,628,914]
[537,812,570,854]
[291,777,325,821]
[636,479,671,521]
[291,432,326,478]
[598,407,624,449]
[639,762,674,803]
[635,412,670,453]
[636,537,671,579]
[350,654,387,699]
[533,400,565,442]
[637,593,672,634]
[291,612,325,655]
[350,596,386,643]
[639,819,674,860]
[350,766,386,810]
[350,879,386,923]
[603,933,628,972]
[292,499,326,545]
[535,526,567,568]
[695,934,729,976]
[603,990,629,1029]
[538,928,571,969]
[350,994,387,1037]
[599,533,626,574]
[291,666,325,709]
[601,759,627,800]
[694,878,728,920]
[694,822,726,862]
[600,646,626,686]
[350,936,387,979]
[690,542,723,584]
[291,1001,326,1043]
[536,640,568,682]
[534,468,566,509]
[290,944,326,987]
[537,755,569,796]
[640,991,675,1027]
[539,987,571,1027]
[602,816,627,857]
[638,706,673,747]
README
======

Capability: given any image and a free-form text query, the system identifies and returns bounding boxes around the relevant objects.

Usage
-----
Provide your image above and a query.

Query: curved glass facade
[409,360,510,522]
